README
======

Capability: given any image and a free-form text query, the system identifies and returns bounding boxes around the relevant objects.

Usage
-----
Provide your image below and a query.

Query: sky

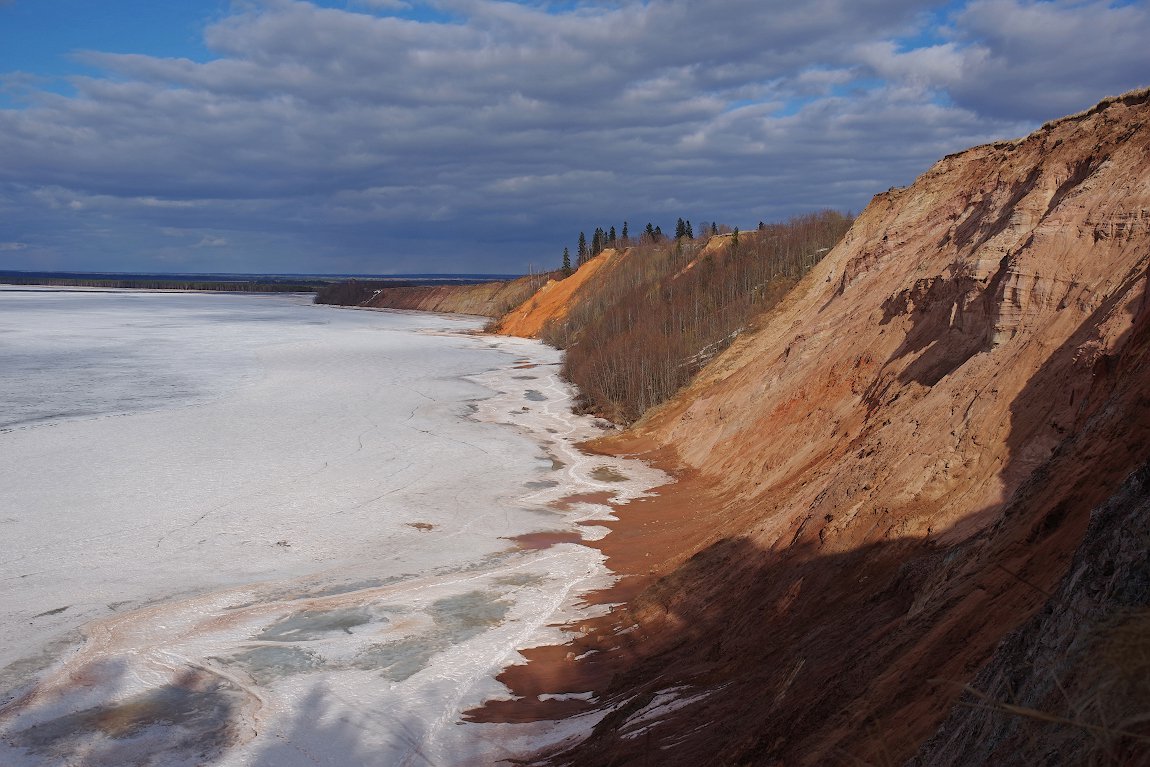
[0,1,1147,275]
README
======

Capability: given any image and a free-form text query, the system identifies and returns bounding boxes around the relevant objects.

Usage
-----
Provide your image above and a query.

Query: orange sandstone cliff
[492,248,620,337]
[355,247,619,327]
[478,89,1150,764]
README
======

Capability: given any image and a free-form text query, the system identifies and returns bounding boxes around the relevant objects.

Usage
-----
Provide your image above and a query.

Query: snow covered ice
[0,289,666,766]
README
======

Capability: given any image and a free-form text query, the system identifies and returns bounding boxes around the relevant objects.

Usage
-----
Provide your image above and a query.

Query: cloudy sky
[0,0,1147,275]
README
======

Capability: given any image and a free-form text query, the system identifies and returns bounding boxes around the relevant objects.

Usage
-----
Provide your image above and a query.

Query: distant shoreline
[0,284,319,295]
[0,270,520,289]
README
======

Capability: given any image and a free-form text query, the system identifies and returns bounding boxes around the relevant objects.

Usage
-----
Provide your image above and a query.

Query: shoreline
[0,296,672,765]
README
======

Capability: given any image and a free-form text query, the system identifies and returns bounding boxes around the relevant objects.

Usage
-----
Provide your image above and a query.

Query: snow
[0,289,667,765]
[618,687,712,740]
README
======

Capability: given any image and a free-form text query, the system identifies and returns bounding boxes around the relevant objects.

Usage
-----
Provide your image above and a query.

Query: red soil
[471,88,1150,765]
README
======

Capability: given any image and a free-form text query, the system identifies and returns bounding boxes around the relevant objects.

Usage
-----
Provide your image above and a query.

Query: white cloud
[354,0,411,9]
[0,241,28,251]
[0,0,1145,273]
[854,0,1150,120]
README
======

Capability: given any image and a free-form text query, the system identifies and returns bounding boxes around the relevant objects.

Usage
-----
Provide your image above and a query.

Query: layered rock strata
[483,89,1150,765]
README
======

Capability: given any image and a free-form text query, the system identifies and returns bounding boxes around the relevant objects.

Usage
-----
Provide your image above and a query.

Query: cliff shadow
[469,256,1150,766]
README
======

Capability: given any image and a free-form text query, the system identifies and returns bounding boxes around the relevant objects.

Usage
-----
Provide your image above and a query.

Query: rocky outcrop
[362,273,548,317]
[485,88,1150,765]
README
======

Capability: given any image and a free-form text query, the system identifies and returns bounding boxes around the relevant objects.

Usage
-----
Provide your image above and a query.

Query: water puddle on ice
[0,298,669,767]
[9,668,245,767]
[591,465,630,483]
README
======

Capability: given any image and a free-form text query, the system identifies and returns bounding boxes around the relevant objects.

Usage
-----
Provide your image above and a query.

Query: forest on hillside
[545,211,853,423]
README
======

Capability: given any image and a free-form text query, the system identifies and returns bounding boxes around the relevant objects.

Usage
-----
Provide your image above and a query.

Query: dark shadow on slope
[997,257,1150,525]
[865,250,1015,401]
[951,167,1041,253]
[473,240,1150,765]
[907,263,1150,766]
[473,534,939,765]
[910,461,1150,766]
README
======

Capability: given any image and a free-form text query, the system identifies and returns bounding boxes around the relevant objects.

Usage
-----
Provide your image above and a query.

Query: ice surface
[0,290,668,765]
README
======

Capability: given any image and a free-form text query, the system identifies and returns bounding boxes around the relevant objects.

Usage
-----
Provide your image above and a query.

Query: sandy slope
[481,89,1150,765]
[493,250,620,338]
[363,274,548,318]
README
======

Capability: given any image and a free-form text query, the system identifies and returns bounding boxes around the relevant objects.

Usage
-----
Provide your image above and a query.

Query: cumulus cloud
[354,0,412,10]
[0,0,1145,273]
[857,0,1150,121]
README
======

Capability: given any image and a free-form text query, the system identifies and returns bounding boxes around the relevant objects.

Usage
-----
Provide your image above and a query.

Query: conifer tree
[577,231,588,266]
[609,226,616,245]
[675,217,686,239]
[622,221,629,243]
[686,220,694,239]
[711,222,719,236]
[562,246,571,277]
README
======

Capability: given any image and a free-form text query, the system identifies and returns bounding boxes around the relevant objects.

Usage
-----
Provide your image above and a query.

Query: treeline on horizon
[546,210,853,423]
[562,218,744,274]
[0,275,323,292]
[314,280,428,305]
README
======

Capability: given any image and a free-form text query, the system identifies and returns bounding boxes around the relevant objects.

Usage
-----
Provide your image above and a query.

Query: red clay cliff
[472,89,1150,765]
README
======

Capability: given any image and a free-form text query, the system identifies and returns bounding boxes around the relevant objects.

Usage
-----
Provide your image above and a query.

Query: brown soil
[472,88,1150,765]
[365,273,548,317]
[548,490,615,512]
[493,250,619,337]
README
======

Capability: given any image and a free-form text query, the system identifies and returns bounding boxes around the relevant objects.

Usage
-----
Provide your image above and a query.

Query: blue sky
[0,0,1147,275]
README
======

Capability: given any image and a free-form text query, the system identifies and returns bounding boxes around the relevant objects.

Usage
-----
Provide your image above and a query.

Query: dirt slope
[492,249,619,336]
[363,273,547,317]
[483,89,1150,765]
[910,459,1150,765]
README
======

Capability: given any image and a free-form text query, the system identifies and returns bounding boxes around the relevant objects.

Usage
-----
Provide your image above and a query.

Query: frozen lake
[0,289,665,765]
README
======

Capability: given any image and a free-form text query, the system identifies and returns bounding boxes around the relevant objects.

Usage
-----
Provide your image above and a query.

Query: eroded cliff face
[362,273,547,317]
[492,248,620,337]
[910,460,1150,766]
[495,90,1150,765]
[628,90,1149,543]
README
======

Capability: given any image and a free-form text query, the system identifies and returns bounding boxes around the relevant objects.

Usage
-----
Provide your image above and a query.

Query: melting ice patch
[0,291,669,766]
